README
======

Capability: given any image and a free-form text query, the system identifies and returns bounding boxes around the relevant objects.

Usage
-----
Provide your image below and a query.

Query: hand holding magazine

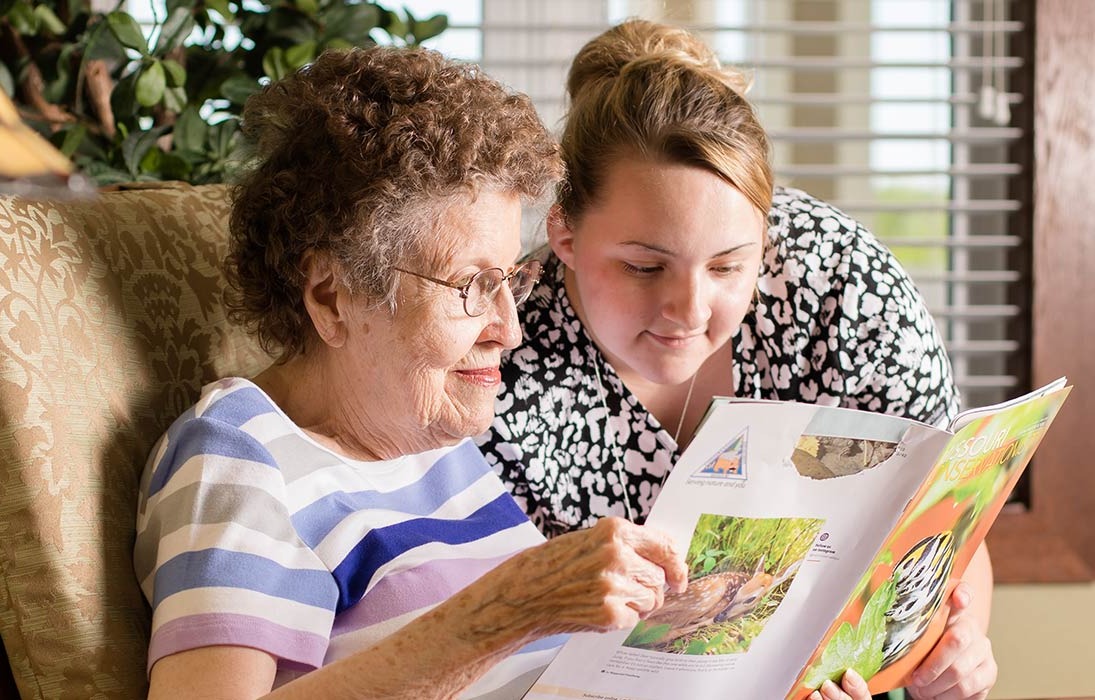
[524,379,1071,700]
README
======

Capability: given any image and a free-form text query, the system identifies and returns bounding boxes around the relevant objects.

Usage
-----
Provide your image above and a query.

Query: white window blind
[421,0,1030,410]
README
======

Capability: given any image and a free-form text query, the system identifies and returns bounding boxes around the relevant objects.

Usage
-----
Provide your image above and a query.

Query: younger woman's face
[550,157,765,386]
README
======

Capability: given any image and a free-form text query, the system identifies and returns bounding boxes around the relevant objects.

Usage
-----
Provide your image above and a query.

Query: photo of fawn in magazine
[524,379,1071,700]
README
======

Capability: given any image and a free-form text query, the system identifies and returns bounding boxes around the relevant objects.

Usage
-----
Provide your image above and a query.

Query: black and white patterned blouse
[476,187,959,539]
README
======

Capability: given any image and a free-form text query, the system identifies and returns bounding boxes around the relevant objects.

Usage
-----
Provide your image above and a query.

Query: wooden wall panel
[987,0,1095,582]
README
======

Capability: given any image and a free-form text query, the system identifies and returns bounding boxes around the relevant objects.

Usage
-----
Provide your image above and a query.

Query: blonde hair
[558,19,773,223]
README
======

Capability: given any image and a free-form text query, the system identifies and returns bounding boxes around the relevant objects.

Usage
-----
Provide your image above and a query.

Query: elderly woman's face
[349,190,525,450]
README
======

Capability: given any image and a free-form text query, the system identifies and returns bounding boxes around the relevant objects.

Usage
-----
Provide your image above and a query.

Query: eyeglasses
[393,260,543,318]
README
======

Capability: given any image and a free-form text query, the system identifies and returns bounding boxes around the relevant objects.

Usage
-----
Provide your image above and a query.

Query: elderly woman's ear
[300,250,352,348]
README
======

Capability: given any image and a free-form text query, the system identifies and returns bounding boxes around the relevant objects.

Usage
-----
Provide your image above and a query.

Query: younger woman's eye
[711,263,745,275]
[622,262,662,275]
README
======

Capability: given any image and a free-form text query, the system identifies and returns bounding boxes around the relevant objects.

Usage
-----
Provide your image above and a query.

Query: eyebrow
[619,241,757,257]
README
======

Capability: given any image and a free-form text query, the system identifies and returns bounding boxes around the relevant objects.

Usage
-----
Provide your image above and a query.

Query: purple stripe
[148,613,329,675]
[331,553,518,635]
[515,633,569,655]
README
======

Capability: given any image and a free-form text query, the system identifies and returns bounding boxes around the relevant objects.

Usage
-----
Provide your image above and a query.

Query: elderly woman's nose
[485,286,523,349]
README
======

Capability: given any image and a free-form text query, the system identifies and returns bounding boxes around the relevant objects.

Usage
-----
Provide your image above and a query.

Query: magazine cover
[789,387,1071,698]
[524,381,1070,700]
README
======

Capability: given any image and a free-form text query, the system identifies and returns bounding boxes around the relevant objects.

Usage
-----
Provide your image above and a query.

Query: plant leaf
[622,621,671,647]
[154,7,196,55]
[122,124,169,177]
[851,578,896,679]
[139,145,163,174]
[322,2,379,44]
[409,12,446,44]
[158,151,192,180]
[83,21,127,63]
[107,11,148,54]
[204,0,233,21]
[219,74,260,105]
[8,1,39,35]
[0,62,14,98]
[284,40,315,70]
[162,58,187,87]
[60,123,87,157]
[136,60,166,107]
[261,46,289,81]
[173,106,207,153]
[323,37,352,51]
[32,4,66,35]
[163,85,187,112]
[801,579,897,691]
[110,71,139,120]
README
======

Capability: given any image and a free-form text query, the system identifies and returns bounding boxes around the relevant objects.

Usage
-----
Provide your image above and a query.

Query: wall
[989,583,1095,699]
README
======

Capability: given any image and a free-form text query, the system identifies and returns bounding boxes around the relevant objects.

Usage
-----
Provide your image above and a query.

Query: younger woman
[479,20,996,700]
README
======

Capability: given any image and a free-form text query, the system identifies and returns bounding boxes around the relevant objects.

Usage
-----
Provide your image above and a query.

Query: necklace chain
[673,373,698,446]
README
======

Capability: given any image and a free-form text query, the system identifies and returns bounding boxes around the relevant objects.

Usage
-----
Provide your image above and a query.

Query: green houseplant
[0,0,446,184]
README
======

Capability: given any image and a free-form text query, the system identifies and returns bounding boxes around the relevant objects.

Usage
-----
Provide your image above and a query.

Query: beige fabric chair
[0,183,269,699]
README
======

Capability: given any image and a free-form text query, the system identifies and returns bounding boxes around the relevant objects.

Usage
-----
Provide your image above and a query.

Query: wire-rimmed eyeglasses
[393,260,543,318]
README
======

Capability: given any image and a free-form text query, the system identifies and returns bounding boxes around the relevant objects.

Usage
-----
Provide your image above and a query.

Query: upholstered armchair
[0,183,269,699]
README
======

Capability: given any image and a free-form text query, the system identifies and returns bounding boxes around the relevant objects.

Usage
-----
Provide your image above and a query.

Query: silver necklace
[592,354,698,522]
[672,373,698,446]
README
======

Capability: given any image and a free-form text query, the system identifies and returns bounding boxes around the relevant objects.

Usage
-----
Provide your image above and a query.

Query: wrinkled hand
[808,668,871,700]
[474,517,688,638]
[907,583,997,700]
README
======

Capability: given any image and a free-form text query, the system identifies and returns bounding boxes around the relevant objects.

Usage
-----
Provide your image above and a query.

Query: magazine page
[946,377,1067,432]
[787,384,1071,699]
[526,400,953,700]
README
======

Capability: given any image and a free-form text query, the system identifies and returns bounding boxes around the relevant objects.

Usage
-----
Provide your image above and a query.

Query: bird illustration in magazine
[880,530,957,668]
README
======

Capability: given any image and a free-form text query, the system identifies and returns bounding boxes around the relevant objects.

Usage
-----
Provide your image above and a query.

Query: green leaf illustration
[623,621,671,647]
[802,579,897,690]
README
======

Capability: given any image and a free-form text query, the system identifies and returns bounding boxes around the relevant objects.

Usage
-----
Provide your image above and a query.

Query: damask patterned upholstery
[0,183,270,699]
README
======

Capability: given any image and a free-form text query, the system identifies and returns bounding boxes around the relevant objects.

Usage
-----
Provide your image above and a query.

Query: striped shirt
[135,377,564,697]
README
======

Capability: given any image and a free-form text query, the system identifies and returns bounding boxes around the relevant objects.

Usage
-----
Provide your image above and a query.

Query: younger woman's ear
[300,251,351,348]
[546,204,577,269]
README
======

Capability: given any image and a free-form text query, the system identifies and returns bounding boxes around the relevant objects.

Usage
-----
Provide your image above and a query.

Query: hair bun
[567,19,750,100]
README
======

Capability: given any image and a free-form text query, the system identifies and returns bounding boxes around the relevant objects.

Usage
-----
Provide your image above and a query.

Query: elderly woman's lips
[455,367,502,386]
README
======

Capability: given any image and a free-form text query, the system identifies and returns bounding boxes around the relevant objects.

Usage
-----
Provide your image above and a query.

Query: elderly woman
[134,47,686,700]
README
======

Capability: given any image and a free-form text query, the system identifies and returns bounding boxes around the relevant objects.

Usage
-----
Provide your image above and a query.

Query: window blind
[426,0,1031,410]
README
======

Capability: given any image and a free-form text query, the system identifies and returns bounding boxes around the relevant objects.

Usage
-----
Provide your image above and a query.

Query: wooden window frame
[986,0,1095,582]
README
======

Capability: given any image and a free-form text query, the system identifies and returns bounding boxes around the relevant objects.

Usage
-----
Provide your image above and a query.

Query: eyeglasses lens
[509,265,537,305]
[464,262,541,317]
[466,269,503,317]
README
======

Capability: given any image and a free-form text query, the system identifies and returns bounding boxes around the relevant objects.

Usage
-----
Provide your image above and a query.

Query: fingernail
[821,679,838,697]
[808,692,822,700]
[844,668,864,688]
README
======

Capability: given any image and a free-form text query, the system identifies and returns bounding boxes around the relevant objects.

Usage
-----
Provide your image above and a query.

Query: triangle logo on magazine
[693,427,749,480]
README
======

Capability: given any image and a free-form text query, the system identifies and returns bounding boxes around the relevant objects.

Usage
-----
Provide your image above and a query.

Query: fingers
[587,517,686,595]
[619,520,688,593]
[808,669,870,700]
[946,581,973,618]
[840,669,871,700]
[499,518,688,634]
[908,615,997,700]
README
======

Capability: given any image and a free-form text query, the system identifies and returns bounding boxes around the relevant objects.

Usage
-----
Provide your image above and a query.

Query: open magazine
[524,379,1071,700]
